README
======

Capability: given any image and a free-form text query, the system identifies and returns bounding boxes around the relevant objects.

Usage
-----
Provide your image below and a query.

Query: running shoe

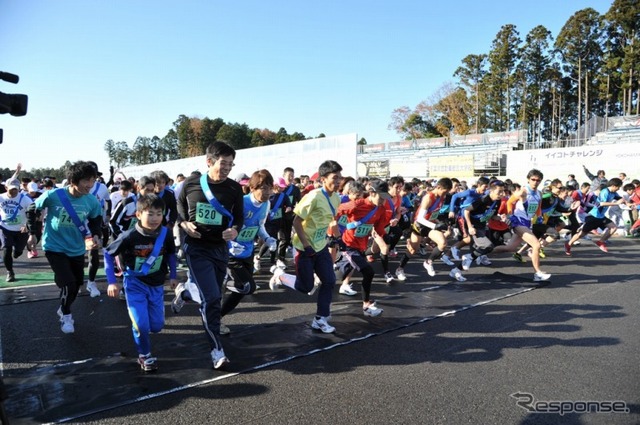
[450,246,461,260]
[389,249,398,258]
[275,259,286,269]
[138,354,158,372]
[219,322,231,336]
[395,267,407,281]
[311,316,335,333]
[253,256,261,273]
[57,307,75,334]
[564,242,572,256]
[363,303,383,317]
[512,252,526,263]
[211,348,230,369]
[475,255,491,266]
[595,241,608,253]
[533,271,551,282]
[339,283,357,296]
[538,248,546,258]
[269,265,284,291]
[449,267,467,282]
[6,272,15,283]
[86,281,100,298]
[171,282,192,313]
[441,254,455,266]
[384,272,394,284]
[423,261,436,277]
[461,254,473,271]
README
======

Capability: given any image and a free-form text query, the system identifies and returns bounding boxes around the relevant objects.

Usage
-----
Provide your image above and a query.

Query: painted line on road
[48,283,540,424]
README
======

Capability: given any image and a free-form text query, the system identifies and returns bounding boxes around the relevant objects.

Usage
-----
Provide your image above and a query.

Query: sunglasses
[529,178,542,182]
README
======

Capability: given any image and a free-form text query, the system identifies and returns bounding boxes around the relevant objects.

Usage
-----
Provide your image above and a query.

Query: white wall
[506,144,640,182]
[119,133,358,181]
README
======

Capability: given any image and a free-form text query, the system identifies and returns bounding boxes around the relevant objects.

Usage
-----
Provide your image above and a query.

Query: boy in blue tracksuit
[104,194,177,372]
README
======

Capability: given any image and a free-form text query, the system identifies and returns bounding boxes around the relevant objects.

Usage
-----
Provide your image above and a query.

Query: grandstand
[357,130,522,179]
[359,115,640,179]
[586,115,640,146]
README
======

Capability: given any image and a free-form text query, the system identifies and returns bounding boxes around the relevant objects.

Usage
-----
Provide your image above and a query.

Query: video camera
[0,70,29,144]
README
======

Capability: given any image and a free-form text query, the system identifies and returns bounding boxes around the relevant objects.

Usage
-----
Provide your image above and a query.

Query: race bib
[312,227,328,242]
[337,215,348,227]
[237,226,259,242]
[354,223,373,238]
[526,202,538,216]
[134,255,162,274]
[58,210,77,227]
[196,202,223,226]
[270,208,283,220]
[128,217,138,229]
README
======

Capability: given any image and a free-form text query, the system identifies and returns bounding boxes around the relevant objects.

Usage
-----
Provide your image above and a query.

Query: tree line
[390,0,639,144]
[104,115,369,168]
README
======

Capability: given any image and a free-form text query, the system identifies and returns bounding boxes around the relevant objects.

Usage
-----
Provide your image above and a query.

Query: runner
[565,177,627,255]
[492,169,551,282]
[333,180,389,316]
[26,161,103,333]
[103,193,178,372]
[176,141,244,369]
[220,170,277,333]
[0,178,34,282]
[268,160,343,333]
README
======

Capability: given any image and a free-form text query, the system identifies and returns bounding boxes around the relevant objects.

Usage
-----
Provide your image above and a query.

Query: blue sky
[1,0,613,174]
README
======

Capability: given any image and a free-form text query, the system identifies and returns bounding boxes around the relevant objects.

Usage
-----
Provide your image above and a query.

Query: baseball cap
[235,172,250,185]
[368,180,390,195]
[27,182,40,193]
[87,161,103,176]
[5,178,20,190]
[275,176,288,188]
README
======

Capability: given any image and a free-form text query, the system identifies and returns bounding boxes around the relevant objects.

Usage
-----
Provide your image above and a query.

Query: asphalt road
[1,237,639,425]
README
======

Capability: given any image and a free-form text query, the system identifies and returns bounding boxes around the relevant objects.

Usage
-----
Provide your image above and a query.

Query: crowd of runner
[0,142,638,372]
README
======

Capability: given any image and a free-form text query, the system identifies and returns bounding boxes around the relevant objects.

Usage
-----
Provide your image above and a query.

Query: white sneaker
[449,267,467,282]
[363,303,383,317]
[339,283,357,296]
[311,316,335,333]
[57,307,74,334]
[86,281,100,298]
[395,267,407,281]
[253,256,261,273]
[211,348,230,369]
[461,254,473,271]
[269,266,284,291]
[308,275,321,296]
[441,255,455,266]
[171,282,192,314]
[276,259,286,270]
[219,322,231,335]
[475,255,492,266]
[533,271,551,282]
[450,246,461,261]
[423,261,436,277]
[384,272,394,284]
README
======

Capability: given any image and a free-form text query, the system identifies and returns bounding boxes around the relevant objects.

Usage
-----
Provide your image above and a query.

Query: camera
[0,70,29,144]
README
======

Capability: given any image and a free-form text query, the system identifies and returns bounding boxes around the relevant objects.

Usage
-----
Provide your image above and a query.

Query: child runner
[104,194,178,372]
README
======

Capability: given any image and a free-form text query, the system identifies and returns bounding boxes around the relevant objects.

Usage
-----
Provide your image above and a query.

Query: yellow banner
[429,155,474,178]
